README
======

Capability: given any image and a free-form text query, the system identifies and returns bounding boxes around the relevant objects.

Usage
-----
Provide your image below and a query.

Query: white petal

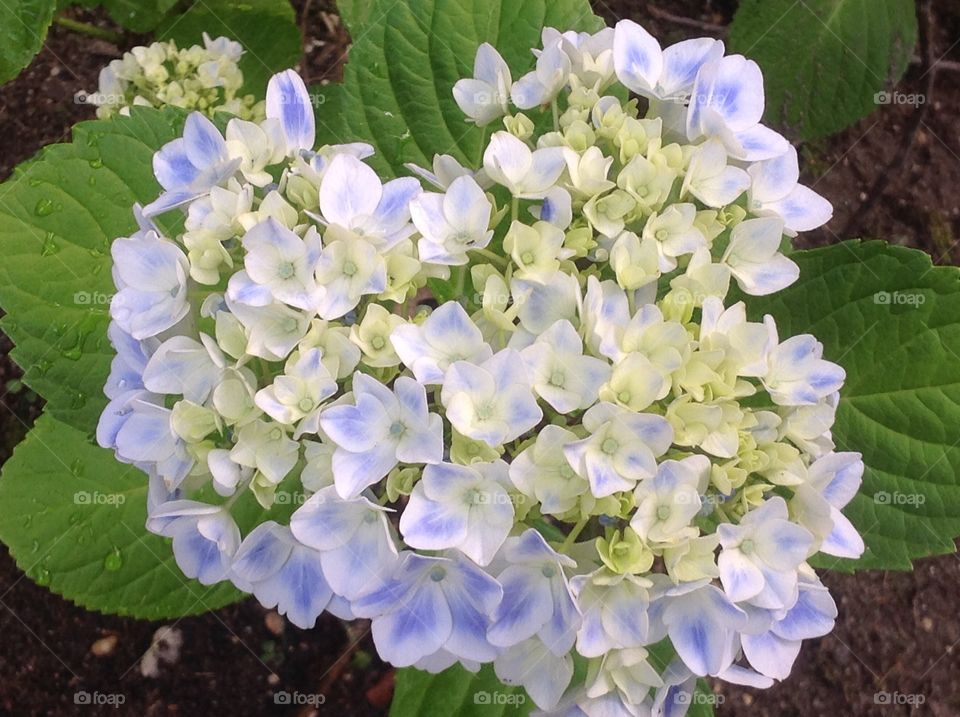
[613,19,664,95]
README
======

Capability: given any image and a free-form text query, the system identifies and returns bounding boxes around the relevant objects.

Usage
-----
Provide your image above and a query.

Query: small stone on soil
[90,634,117,657]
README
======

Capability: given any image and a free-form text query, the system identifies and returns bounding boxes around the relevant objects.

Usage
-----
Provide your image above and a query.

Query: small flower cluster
[98,21,864,716]
[85,33,264,121]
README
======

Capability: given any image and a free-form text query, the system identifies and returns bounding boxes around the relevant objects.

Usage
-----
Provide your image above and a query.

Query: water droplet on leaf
[103,548,123,572]
[34,198,55,216]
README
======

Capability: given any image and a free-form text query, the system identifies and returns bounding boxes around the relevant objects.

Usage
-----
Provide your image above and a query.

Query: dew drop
[103,548,123,572]
[35,568,51,586]
[88,158,103,169]
[70,458,84,477]
[40,233,59,256]
[34,198,55,217]
[30,539,39,553]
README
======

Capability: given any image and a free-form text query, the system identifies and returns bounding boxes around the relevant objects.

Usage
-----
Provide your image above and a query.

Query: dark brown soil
[0,2,958,716]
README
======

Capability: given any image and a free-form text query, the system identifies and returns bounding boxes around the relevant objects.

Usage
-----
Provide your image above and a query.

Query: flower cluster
[85,33,264,121]
[98,21,863,716]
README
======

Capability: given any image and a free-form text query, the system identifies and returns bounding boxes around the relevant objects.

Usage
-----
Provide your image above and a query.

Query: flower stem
[511,196,520,223]
[470,247,509,271]
[560,516,589,552]
[55,15,124,44]
[551,100,560,132]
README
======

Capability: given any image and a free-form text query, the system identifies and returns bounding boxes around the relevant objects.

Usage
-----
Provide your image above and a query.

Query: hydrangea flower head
[84,34,265,121]
[98,21,860,715]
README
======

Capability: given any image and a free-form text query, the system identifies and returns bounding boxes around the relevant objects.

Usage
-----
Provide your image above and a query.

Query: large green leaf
[742,241,960,570]
[0,413,247,618]
[337,0,375,31]
[392,665,532,717]
[391,661,718,716]
[0,107,270,617]
[156,0,302,97]
[729,0,917,140]
[332,0,602,177]
[99,0,179,32]
[0,0,56,84]
[0,107,187,431]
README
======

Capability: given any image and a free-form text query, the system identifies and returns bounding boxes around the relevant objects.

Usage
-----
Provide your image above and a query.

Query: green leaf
[728,0,918,140]
[391,661,717,716]
[98,0,179,32]
[0,413,247,618]
[337,0,375,32]
[332,0,602,177]
[156,0,302,97]
[391,664,533,717]
[740,241,960,570]
[0,0,56,84]
[0,107,189,431]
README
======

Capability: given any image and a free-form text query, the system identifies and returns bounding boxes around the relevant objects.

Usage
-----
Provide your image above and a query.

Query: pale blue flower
[103,322,155,399]
[494,636,574,711]
[290,485,400,600]
[740,575,838,680]
[614,20,724,102]
[721,217,800,296]
[762,321,846,406]
[144,112,240,216]
[483,131,566,199]
[453,43,512,126]
[352,551,503,667]
[410,175,494,265]
[570,568,652,658]
[141,334,225,404]
[320,373,443,498]
[793,452,865,558]
[520,319,610,413]
[400,461,514,566]
[564,402,673,497]
[230,521,353,629]
[647,578,746,677]
[717,496,814,608]
[748,146,833,234]
[108,396,193,488]
[147,500,240,585]
[317,154,421,252]
[441,349,542,447]
[237,218,323,311]
[110,232,190,340]
[487,529,581,655]
[686,54,789,161]
[390,301,493,384]
[266,69,315,155]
